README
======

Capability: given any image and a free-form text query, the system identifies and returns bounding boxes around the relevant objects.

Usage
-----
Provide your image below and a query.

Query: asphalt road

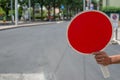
[0,21,120,80]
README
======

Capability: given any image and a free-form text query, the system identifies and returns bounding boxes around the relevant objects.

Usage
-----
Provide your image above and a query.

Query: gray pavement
[0,21,120,80]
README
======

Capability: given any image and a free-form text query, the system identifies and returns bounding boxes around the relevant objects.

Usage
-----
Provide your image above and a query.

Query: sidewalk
[0,21,63,30]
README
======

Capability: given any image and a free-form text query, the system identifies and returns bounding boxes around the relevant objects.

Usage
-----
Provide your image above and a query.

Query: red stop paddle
[67,10,112,78]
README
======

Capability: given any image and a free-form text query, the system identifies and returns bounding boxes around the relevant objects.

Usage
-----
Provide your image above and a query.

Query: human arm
[110,55,120,64]
[94,51,120,66]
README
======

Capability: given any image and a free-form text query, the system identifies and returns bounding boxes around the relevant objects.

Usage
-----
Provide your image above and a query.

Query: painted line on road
[0,73,46,80]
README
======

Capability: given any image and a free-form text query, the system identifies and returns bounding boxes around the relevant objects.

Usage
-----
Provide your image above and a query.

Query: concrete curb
[0,21,63,31]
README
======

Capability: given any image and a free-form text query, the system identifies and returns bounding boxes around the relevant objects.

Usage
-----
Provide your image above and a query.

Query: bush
[0,7,5,16]
[0,7,6,20]
[35,10,47,20]
[101,7,120,13]
[101,7,120,20]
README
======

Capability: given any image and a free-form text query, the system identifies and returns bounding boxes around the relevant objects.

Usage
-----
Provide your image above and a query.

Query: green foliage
[3,15,6,21]
[0,0,84,20]
[34,10,47,20]
[0,0,7,3]
[101,7,120,13]
[18,6,23,17]
[0,7,5,15]
[9,10,15,16]
[0,7,6,20]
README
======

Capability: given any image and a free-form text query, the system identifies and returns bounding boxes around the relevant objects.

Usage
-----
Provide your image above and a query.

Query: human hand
[93,51,112,66]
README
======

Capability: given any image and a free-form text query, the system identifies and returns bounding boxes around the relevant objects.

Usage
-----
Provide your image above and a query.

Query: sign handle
[100,65,110,78]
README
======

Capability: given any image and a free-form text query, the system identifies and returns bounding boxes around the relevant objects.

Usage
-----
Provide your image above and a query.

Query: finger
[96,58,103,62]
[96,59,110,66]
[97,61,104,65]
[95,55,106,59]
[98,62,109,66]
[97,60,107,65]
[93,52,101,55]
[93,51,107,55]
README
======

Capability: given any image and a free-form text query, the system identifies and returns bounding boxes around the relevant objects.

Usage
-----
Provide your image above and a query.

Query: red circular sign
[67,10,112,54]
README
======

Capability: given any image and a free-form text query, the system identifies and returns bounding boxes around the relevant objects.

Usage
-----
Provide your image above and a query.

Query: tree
[0,0,10,20]
[39,0,45,20]
[0,0,85,21]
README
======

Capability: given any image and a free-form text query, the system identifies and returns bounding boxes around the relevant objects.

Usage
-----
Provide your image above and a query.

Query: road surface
[0,21,120,80]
